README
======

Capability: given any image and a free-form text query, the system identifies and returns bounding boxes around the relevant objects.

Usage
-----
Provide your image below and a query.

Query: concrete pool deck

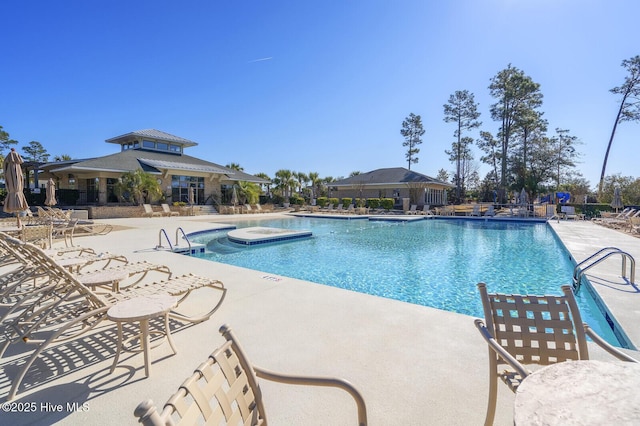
[1,213,639,425]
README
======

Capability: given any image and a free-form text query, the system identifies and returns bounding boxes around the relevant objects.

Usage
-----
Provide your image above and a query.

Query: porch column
[98,178,107,204]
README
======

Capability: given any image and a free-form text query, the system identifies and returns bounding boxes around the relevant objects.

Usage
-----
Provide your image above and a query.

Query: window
[171,175,204,204]
[142,140,155,149]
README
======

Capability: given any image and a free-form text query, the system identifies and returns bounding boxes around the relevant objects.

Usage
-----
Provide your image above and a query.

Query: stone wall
[86,205,145,219]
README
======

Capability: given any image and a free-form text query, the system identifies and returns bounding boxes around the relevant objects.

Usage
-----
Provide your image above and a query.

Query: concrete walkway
[1,214,638,425]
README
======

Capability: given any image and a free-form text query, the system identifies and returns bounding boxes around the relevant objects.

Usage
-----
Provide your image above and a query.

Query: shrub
[173,201,186,207]
[329,197,339,206]
[289,196,304,205]
[367,198,380,209]
[341,197,353,206]
[354,198,366,207]
[380,198,394,210]
[316,197,328,207]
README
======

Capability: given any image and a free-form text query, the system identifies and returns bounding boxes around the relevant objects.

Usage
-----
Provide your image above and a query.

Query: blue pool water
[190,217,624,346]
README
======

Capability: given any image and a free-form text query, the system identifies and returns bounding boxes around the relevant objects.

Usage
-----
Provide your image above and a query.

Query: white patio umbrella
[519,188,528,206]
[45,178,57,206]
[3,148,29,227]
[611,185,623,213]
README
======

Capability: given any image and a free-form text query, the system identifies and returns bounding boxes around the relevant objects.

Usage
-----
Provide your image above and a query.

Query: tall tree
[445,136,475,202]
[552,128,581,190]
[22,141,49,162]
[400,113,425,170]
[0,125,18,153]
[53,154,72,161]
[599,55,640,197]
[476,131,501,186]
[308,171,321,199]
[443,90,481,202]
[489,65,543,200]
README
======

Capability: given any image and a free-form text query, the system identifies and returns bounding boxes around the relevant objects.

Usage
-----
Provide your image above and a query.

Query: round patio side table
[107,294,178,377]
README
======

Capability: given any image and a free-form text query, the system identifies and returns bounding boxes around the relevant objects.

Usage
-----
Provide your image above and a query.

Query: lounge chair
[468,205,481,217]
[560,205,581,220]
[134,324,368,426]
[418,205,433,216]
[330,203,343,213]
[474,283,637,426]
[406,204,418,215]
[484,205,495,217]
[0,234,227,401]
[342,204,355,214]
[142,204,162,218]
[161,203,179,217]
[255,203,272,213]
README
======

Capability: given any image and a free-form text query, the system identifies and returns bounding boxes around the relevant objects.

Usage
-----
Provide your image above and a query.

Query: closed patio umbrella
[231,186,238,207]
[45,178,57,206]
[188,186,195,205]
[3,148,29,227]
[611,185,623,213]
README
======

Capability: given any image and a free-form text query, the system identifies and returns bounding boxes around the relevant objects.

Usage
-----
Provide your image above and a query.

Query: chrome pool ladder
[156,227,192,252]
[573,247,635,292]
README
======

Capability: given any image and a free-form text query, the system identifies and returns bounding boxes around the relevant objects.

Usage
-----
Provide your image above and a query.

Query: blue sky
[1,0,638,189]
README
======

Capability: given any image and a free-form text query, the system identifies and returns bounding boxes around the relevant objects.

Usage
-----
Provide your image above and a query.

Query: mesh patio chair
[474,282,638,426]
[135,324,367,426]
[0,235,226,401]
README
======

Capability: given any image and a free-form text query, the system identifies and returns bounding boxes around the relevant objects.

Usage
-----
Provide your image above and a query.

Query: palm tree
[114,169,162,205]
[308,171,321,199]
[238,181,261,204]
[294,171,308,195]
[226,163,244,171]
[254,172,271,195]
[274,169,294,198]
[54,154,72,161]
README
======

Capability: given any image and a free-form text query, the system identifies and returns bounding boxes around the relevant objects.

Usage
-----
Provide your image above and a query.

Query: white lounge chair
[142,204,162,218]
[406,205,418,215]
[484,205,495,217]
[161,204,179,217]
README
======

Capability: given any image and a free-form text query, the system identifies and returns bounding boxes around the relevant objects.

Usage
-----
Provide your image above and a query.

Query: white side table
[107,294,178,377]
[514,360,640,425]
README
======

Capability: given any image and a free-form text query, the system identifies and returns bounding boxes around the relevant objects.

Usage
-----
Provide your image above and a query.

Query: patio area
[1,213,639,425]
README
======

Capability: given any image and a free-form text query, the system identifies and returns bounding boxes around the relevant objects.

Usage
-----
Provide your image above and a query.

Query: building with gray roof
[331,167,453,206]
[39,129,268,205]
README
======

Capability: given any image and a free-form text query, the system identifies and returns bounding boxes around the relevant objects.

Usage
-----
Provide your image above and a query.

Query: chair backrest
[478,283,589,365]
[561,206,576,215]
[143,204,154,213]
[135,325,266,426]
[161,203,171,212]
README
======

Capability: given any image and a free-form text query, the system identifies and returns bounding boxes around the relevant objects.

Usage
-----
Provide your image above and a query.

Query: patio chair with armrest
[474,282,637,426]
[134,324,368,426]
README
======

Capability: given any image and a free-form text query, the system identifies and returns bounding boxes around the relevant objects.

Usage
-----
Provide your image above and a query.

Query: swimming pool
[190,217,625,346]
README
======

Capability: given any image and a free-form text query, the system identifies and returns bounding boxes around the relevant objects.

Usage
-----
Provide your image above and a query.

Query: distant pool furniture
[255,203,272,213]
[161,203,179,217]
[343,204,355,214]
[108,294,179,377]
[134,324,368,426]
[468,205,481,217]
[514,360,640,425]
[419,205,433,216]
[474,283,637,426]
[330,203,343,213]
[406,204,418,215]
[484,205,495,217]
[142,204,162,218]
[560,205,583,220]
